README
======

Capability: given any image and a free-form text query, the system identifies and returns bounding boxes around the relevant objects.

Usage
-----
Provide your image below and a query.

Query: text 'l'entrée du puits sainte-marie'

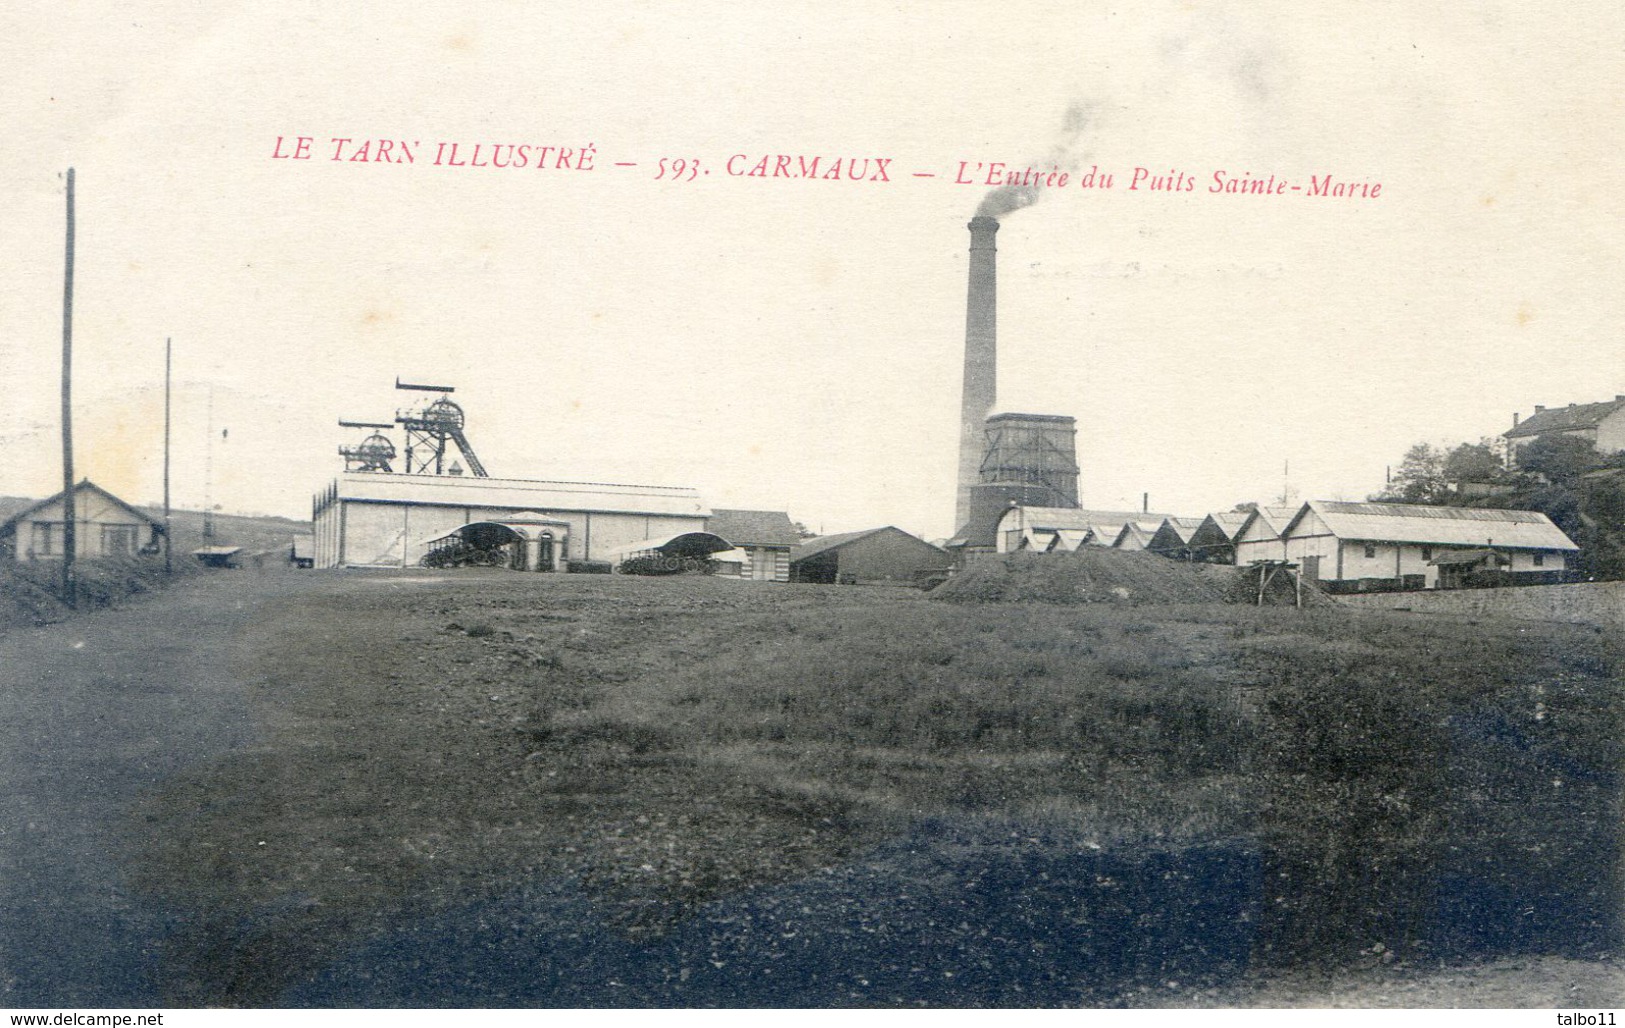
[270,136,1385,200]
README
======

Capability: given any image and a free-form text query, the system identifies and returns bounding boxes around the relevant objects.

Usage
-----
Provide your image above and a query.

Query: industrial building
[313,473,710,569]
[0,480,163,562]
[1276,500,1577,591]
[313,381,710,569]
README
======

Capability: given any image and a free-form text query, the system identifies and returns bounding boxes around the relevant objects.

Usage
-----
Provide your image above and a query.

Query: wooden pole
[164,337,172,575]
[60,168,76,609]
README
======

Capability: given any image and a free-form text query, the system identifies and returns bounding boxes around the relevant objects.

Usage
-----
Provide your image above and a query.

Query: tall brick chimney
[956,216,999,532]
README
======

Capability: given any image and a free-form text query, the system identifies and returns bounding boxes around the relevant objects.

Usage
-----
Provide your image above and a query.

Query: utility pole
[164,338,172,575]
[60,168,77,609]
[203,386,215,540]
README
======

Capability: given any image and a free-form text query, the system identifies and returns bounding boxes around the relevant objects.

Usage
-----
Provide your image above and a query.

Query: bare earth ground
[0,566,1619,1007]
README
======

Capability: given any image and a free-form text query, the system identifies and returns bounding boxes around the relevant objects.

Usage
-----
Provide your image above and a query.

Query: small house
[0,480,163,563]
[1504,396,1625,466]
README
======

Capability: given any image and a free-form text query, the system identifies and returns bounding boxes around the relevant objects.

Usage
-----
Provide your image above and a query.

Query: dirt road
[0,569,317,1005]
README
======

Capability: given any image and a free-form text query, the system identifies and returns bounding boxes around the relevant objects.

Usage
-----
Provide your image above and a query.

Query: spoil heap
[932,548,1238,606]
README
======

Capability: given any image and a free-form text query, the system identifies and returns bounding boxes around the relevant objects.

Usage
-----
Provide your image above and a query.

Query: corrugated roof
[1111,523,1158,549]
[1233,505,1301,544]
[1006,506,1174,532]
[334,472,708,518]
[1149,517,1205,547]
[1292,500,1578,550]
[1188,512,1248,549]
[1505,397,1625,439]
[706,508,802,547]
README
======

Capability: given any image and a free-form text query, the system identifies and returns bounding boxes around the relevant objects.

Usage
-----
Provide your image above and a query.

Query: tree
[1371,443,1448,504]
[1442,441,1503,484]
[1516,434,1598,489]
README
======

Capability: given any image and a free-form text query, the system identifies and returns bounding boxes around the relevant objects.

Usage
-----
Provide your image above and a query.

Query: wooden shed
[1146,517,1207,561]
[790,527,949,586]
[704,508,802,582]
[1185,511,1251,564]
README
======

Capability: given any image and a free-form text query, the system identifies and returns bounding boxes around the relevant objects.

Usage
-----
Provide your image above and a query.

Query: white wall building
[312,472,709,569]
[1504,396,1625,466]
[1231,505,1303,566]
[0,480,163,563]
[1279,500,1577,590]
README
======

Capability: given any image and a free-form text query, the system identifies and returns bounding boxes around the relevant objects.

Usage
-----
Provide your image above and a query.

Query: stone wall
[1335,580,1624,627]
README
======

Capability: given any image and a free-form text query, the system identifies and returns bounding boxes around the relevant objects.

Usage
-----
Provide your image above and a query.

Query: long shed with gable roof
[1279,500,1577,591]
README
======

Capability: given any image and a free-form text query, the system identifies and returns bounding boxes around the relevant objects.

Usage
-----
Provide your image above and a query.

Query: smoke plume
[975,101,1096,220]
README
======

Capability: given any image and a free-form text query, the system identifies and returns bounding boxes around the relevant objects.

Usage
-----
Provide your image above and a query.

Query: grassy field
[124,569,1622,1005]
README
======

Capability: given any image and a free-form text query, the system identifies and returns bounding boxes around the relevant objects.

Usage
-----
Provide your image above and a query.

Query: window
[102,524,138,556]
[30,522,60,556]
[1533,553,1545,567]
[1363,543,1376,559]
[1421,546,1433,561]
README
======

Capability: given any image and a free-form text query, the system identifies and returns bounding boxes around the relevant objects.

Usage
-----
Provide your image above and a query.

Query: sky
[1,2,1621,539]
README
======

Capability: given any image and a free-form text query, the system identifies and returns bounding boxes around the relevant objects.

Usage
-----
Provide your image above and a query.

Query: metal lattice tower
[338,419,397,472]
[394,379,488,477]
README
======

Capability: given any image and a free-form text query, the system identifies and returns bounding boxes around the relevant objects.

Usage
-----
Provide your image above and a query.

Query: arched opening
[423,522,525,569]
